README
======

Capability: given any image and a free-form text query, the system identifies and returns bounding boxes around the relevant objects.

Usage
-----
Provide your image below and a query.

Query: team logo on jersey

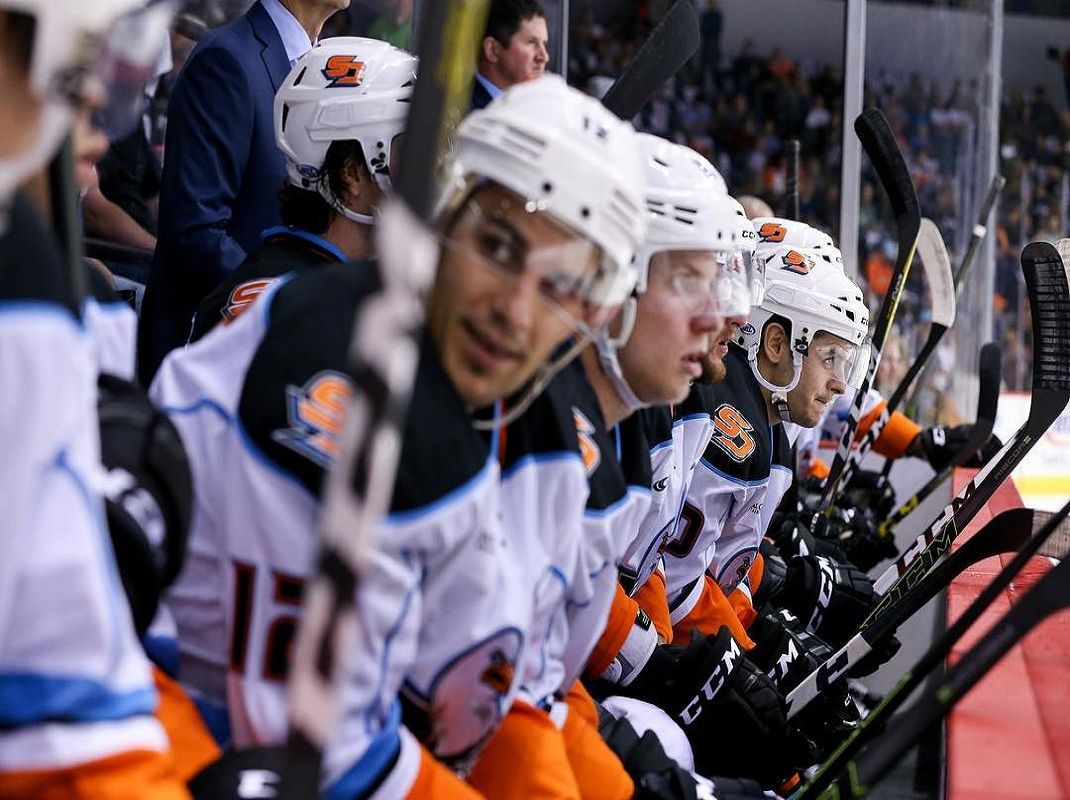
[716,548,756,594]
[272,371,353,468]
[757,222,788,243]
[781,249,814,275]
[401,629,522,775]
[222,278,275,324]
[710,403,756,462]
[573,408,601,476]
[322,55,366,87]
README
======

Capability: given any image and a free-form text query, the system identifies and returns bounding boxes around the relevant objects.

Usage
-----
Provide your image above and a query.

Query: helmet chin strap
[595,297,648,414]
[746,346,804,424]
[319,183,376,226]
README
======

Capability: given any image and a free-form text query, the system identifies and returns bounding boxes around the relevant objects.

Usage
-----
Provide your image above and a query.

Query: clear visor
[441,187,616,335]
[87,2,175,140]
[807,336,871,390]
[648,249,725,321]
[717,249,761,317]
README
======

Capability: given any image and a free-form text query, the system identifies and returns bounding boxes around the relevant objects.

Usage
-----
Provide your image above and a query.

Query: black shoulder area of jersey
[498,357,585,475]
[638,405,673,452]
[699,345,773,483]
[772,423,793,470]
[191,231,342,342]
[617,412,654,491]
[237,260,378,496]
[674,381,715,421]
[0,193,78,315]
[389,337,490,513]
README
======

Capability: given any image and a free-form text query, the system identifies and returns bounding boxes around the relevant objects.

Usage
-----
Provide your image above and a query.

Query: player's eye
[478,231,520,269]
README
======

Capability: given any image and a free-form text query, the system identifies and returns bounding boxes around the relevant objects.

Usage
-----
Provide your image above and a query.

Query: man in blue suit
[472,0,548,110]
[138,0,347,382]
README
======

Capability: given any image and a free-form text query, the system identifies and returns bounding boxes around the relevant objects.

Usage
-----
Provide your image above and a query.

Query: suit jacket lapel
[248,0,291,92]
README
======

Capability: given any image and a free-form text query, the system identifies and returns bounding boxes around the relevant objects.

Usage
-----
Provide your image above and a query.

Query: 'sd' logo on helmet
[781,249,813,275]
[758,222,787,243]
[322,55,366,87]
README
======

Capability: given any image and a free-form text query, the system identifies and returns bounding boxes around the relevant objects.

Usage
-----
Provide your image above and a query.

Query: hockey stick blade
[838,502,1070,797]
[798,499,1070,799]
[838,218,955,489]
[877,340,1000,539]
[818,108,920,512]
[601,0,700,120]
[789,242,1070,718]
[285,0,489,760]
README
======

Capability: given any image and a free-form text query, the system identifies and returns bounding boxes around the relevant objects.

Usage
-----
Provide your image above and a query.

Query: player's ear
[482,35,500,65]
[761,321,789,366]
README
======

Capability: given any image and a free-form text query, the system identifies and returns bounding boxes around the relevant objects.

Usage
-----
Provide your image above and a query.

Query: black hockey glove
[599,712,701,800]
[775,555,876,647]
[746,608,859,758]
[624,627,804,786]
[842,468,897,518]
[847,631,903,678]
[188,746,318,799]
[913,424,1004,472]
[765,512,846,563]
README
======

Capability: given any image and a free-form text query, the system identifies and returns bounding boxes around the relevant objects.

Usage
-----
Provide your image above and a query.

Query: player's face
[428,183,603,408]
[494,15,549,86]
[787,331,855,427]
[619,250,723,404]
[700,312,747,383]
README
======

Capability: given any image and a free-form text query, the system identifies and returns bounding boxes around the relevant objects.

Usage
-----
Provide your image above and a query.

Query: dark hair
[1,11,36,74]
[483,0,546,48]
[277,139,368,234]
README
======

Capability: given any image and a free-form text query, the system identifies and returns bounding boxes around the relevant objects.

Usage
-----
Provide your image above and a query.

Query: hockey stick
[787,241,1070,720]
[600,0,700,120]
[805,498,1070,799]
[284,0,489,765]
[954,174,1006,291]
[816,109,921,514]
[785,138,801,220]
[835,217,956,492]
[874,341,1000,539]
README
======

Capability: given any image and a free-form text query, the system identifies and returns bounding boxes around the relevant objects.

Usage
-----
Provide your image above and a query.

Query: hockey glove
[842,468,897,518]
[913,424,1004,472]
[765,513,847,563]
[771,555,876,647]
[189,746,318,799]
[599,713,702,800]
[625,628,804,786]
[832,507,899,572]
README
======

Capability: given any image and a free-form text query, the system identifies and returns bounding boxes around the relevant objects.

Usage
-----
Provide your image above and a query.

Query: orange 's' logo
[573,408,601,476]
[781,249,813,275]
[758,222,787,243]
[322,55,366,87]
[711,403,756,462]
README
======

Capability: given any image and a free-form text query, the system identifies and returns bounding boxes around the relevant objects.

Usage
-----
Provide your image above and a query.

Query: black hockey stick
[874,341,1000,539]
[817,109,921,514]
[836,217,956,492]
[787,242,1070,719]
[600,0,700,120]
[285,0,489,766]
[803,497,1070,799]
[785,138,801,220]
[954,174,1006,291]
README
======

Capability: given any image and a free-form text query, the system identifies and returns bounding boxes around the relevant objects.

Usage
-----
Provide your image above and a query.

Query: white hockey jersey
[153,261,539,796]
[0,194,166,775]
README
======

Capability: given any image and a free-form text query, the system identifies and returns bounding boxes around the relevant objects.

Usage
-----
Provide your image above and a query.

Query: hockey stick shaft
[600,0,700,120]
[785,139,801,220]
[954,174,1005,290]
[876,340,1001,539]
[789,243,1070,718]
[818,109,920,513]
[285,0,489,758]
[799,499,1070,799]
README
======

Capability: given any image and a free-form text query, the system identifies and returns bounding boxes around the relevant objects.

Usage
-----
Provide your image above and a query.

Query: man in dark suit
[138,0,347,383]
[472,0,548,111]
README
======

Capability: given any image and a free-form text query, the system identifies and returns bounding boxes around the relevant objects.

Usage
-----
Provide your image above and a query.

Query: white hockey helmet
[720,195,760,316]
[753,216,848,273]
[735,228,870,419]
[449,74,647,310]
[0,0,171,211]
[596,134,750,411]
[275,37,417,225]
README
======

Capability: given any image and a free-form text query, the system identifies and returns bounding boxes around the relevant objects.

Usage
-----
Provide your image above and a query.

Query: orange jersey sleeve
[726,554,764,630]
[585,584,645,678]
[0,748,190,800]
[671,575,755,649]
[855,401,921,460]
[561,684,634,800]
[468,701,582,800]
[406,746,485,800]
[152,668,221,783]
[632,571,672,643]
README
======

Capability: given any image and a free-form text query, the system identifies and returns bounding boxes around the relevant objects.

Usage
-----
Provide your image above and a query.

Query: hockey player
[152,74,648,797]
[189,37,415,342]
[663,222,878,655]
[0,1,194,797]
